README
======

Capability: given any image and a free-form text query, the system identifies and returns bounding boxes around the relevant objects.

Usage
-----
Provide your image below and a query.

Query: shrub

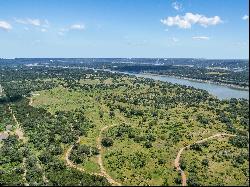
[201,159,209,167]
[180,159,186,170]
[158,158,166,165]
[101,137,114,147]
[187,175,200,186]
[190,144,202,151]
[229,136,248,148]
[143,141,152,148]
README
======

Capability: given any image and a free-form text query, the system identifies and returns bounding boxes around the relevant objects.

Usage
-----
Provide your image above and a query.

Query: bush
[187,175,200,186]
[201,159,209,167]
[190,144,202,151]
[130,152,146,168]
[133,135,146,143]
[229,136,248,148]
[99,111,104,118]
[174,177,181,184]
[143,141,152,148]
[158,158,166,165]
[162,178,169,186]
[180,159,186,170]
[101,137,114,147]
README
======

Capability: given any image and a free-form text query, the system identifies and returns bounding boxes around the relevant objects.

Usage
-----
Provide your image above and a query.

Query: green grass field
[29,75,249,186]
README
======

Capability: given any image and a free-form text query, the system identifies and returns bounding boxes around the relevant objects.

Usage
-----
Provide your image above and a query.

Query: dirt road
[174,133,236,186]
[64,137,85,172]
[96,125,122,186]
[64,125,122,186]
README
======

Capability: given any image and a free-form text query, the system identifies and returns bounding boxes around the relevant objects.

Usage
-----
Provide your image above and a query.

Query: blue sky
[0,0,249,58]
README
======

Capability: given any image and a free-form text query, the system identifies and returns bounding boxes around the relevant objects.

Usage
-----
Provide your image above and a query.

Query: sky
[0,0,249,59]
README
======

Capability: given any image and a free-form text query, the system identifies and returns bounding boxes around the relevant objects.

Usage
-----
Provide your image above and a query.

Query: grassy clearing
[183,137,249,186]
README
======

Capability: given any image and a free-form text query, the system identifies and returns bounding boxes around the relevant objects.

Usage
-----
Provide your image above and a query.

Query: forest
[0,60,249,186]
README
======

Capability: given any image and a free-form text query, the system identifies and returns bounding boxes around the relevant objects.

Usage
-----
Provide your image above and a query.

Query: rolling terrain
[0,61,249,186]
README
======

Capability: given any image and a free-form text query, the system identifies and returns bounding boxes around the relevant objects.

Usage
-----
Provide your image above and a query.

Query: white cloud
[15,18,41,26]
[43,19,50,27]
[57,28,68,36]
[242,15,249,20]
[14,18,50,28]
[27,18,40,26]
[70,24,85,30]
[58,24,85,35]
[161,13,222,29]
[14,18,28,24]
[192,36,210,40]
[41,28,47,32]
[0,20,12,31]
[172,2,182,11]
[172,37,179,42]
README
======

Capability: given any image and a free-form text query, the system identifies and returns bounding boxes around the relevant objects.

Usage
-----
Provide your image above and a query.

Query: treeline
[111,64,249,87]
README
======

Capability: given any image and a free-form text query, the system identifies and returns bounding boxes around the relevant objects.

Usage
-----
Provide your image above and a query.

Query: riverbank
[40,66,249,100]
[137,72,249,91]
[108,70,249,100]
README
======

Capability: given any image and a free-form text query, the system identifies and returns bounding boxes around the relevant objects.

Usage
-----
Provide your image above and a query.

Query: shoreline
[132,72,249,91]
[97,68,249,91]
[46,66,249,92]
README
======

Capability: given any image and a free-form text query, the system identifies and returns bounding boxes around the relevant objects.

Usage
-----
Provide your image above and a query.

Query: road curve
[64,137,85,172]
[96,125,122,186]
[64,125,122,186]
[174,133,237,186]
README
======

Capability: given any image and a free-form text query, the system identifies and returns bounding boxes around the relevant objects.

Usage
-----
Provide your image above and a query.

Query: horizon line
[1,57,249,60]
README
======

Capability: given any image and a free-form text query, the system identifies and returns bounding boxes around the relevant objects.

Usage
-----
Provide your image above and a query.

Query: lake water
[116,71,249,100]
[84,68,249,100]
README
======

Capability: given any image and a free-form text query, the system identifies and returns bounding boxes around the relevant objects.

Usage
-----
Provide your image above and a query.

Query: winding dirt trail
[8,105,29,185]
[174,133,237,186]
[96,125,122,186]
[64,125,121,186]
[8,105,25,140]
[36,159,49,184]
[22,158,29,186]
[64,137,85,172]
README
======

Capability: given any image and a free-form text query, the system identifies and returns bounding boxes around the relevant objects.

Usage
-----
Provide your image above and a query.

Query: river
[52,66,249,100]
[110,71,249,100]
